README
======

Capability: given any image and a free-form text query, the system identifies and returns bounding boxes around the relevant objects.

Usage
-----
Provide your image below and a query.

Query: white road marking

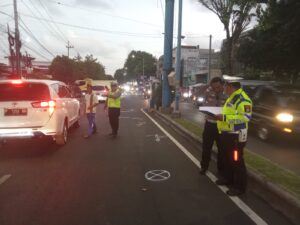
[0,174,12,186]
[136,121,146,127]
[121,109,135,113]
[141,109,268,225]
[155,134,160,142]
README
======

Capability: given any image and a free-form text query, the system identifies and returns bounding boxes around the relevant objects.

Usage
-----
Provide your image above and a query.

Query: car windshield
[278,92,300,110]
[92,86,105,91]
[0,83,50,101]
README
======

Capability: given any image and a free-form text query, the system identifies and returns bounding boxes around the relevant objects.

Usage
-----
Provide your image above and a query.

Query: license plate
[4,108,28,116]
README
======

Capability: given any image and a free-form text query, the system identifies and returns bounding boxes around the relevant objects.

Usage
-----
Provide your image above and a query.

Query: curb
[154,111,300,225]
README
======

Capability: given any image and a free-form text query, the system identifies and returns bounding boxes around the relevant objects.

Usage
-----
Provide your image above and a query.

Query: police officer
[215,79,252,196]
[104,82,122,138]
[200,77,226,175]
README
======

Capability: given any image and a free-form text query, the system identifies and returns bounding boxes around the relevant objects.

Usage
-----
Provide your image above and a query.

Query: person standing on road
[104,82,122,138]
[84,84,99,138]
[215,79,252,196]
[200,77,227,175]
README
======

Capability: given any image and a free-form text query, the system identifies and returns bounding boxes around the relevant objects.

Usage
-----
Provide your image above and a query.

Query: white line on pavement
[141,109,268,225]
[0,174,12,186]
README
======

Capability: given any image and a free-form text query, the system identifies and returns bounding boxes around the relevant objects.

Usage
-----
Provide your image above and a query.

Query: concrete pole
[208,34,212,83]
[162,0,175,109]
[13,0,21,77]
[174,0,183,113]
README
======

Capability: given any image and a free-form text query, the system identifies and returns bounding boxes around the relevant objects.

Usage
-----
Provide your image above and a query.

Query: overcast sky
[0,0,226,75]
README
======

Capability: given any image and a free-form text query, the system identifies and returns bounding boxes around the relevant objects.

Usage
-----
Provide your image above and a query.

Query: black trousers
[201,121,223,173]
[108,108,120,135]
[220,132,247,192]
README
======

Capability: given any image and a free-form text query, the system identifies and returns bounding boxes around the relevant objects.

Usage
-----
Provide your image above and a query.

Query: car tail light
[233,150,239,162]
[31,100,56,115]
[11,80,23,84]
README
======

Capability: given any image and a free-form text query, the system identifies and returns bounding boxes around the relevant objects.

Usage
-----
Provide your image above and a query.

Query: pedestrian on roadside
[215,79,252,196]
[84,84,99,138]
[200,77,227,175]
[104,81,122,138]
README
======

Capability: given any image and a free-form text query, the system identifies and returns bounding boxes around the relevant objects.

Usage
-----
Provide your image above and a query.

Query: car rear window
[0,82,50,101]
[92,86,105,91]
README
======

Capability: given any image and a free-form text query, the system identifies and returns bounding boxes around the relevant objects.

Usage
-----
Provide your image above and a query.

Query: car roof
[0,79,65,85]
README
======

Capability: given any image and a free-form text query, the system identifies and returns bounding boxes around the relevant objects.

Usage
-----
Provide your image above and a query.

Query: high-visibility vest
[107,89,121,108]
[217,88,252,133]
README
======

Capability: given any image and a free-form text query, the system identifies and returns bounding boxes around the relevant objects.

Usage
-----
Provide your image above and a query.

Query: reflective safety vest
[217,88,252,133]
[107,89,121,108]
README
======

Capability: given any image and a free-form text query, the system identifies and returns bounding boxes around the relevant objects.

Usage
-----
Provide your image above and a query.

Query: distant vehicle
[0,79,80,145]
[190,83,209,107]
[75,79,116,94]
[241,80,276,98]
[143,85,151,99]
[92,85,109,102]
[251,84,300,141]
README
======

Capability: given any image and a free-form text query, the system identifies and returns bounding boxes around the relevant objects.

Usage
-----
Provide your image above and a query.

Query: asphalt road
[0,95,294,225]
[179,101,300,176]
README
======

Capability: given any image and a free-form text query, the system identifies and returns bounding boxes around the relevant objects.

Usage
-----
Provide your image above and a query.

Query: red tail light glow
[233,150,239,162]
[11,80,23,84]
[31,100,56,115]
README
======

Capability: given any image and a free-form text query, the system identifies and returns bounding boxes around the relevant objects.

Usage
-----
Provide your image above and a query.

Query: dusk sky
[0,0,232,75]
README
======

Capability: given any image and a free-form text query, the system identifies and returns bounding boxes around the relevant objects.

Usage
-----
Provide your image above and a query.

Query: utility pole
[66,41,74,58]
[208,34,212,82]
[174,0,183,115]
[162,0,175,110]
[13,0,21,77]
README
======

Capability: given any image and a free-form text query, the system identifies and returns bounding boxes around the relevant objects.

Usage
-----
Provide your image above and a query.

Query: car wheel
[55,122,68,145]
[257,125,270,141]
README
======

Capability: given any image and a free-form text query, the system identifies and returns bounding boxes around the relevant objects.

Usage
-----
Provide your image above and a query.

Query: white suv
[0,79,80,145]
[92,85,108,102]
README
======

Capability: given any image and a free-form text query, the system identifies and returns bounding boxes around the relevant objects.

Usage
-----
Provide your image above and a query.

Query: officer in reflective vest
[215,79,252,196]
[104,81,121,138]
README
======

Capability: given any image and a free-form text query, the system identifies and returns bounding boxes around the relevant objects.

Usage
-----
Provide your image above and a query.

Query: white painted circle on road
[145,170,171,182]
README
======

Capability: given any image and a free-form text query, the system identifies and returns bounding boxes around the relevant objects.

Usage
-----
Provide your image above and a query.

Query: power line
[36,0,79,56]
[20,13,164,38]
[19,18,55,57]
[22,43,51,61]
[23,0,66,44]
[48,0,161,28]
[36,0,68,43]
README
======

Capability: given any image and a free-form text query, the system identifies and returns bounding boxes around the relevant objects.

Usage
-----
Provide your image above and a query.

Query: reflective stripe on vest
[107,91,121,108]
[217,88,252,133]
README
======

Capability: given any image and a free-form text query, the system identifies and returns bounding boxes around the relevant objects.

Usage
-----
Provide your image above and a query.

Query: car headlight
[183,92,189,98]
[197,97,204,102]
[276,113,293,123]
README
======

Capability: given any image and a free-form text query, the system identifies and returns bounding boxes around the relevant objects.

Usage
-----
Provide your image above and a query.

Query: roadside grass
[171,117,300,199]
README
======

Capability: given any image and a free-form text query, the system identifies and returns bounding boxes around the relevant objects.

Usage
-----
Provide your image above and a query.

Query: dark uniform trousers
[220,132,247,192]
[108,108,120,135]
[201,121,224,173]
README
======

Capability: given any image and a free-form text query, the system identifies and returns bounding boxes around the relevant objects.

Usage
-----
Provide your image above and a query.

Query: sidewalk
[153,109,300,225]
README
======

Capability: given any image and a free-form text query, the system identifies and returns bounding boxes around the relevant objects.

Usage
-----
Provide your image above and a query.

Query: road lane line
[0,174,12,186]
[141,109,268,225]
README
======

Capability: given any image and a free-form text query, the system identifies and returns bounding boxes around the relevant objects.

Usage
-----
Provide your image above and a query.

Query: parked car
[92,85,109,103]
[250,84,300,141]
[0,79,80,145]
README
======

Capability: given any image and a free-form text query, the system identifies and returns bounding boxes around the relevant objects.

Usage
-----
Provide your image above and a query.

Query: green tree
[237,0,300,83]
[198,0,261,75]
[124,50,157,81]
[49,54,107,82]
[49,55,76,83]
[83,54,106,80]
[114,68,126,83]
